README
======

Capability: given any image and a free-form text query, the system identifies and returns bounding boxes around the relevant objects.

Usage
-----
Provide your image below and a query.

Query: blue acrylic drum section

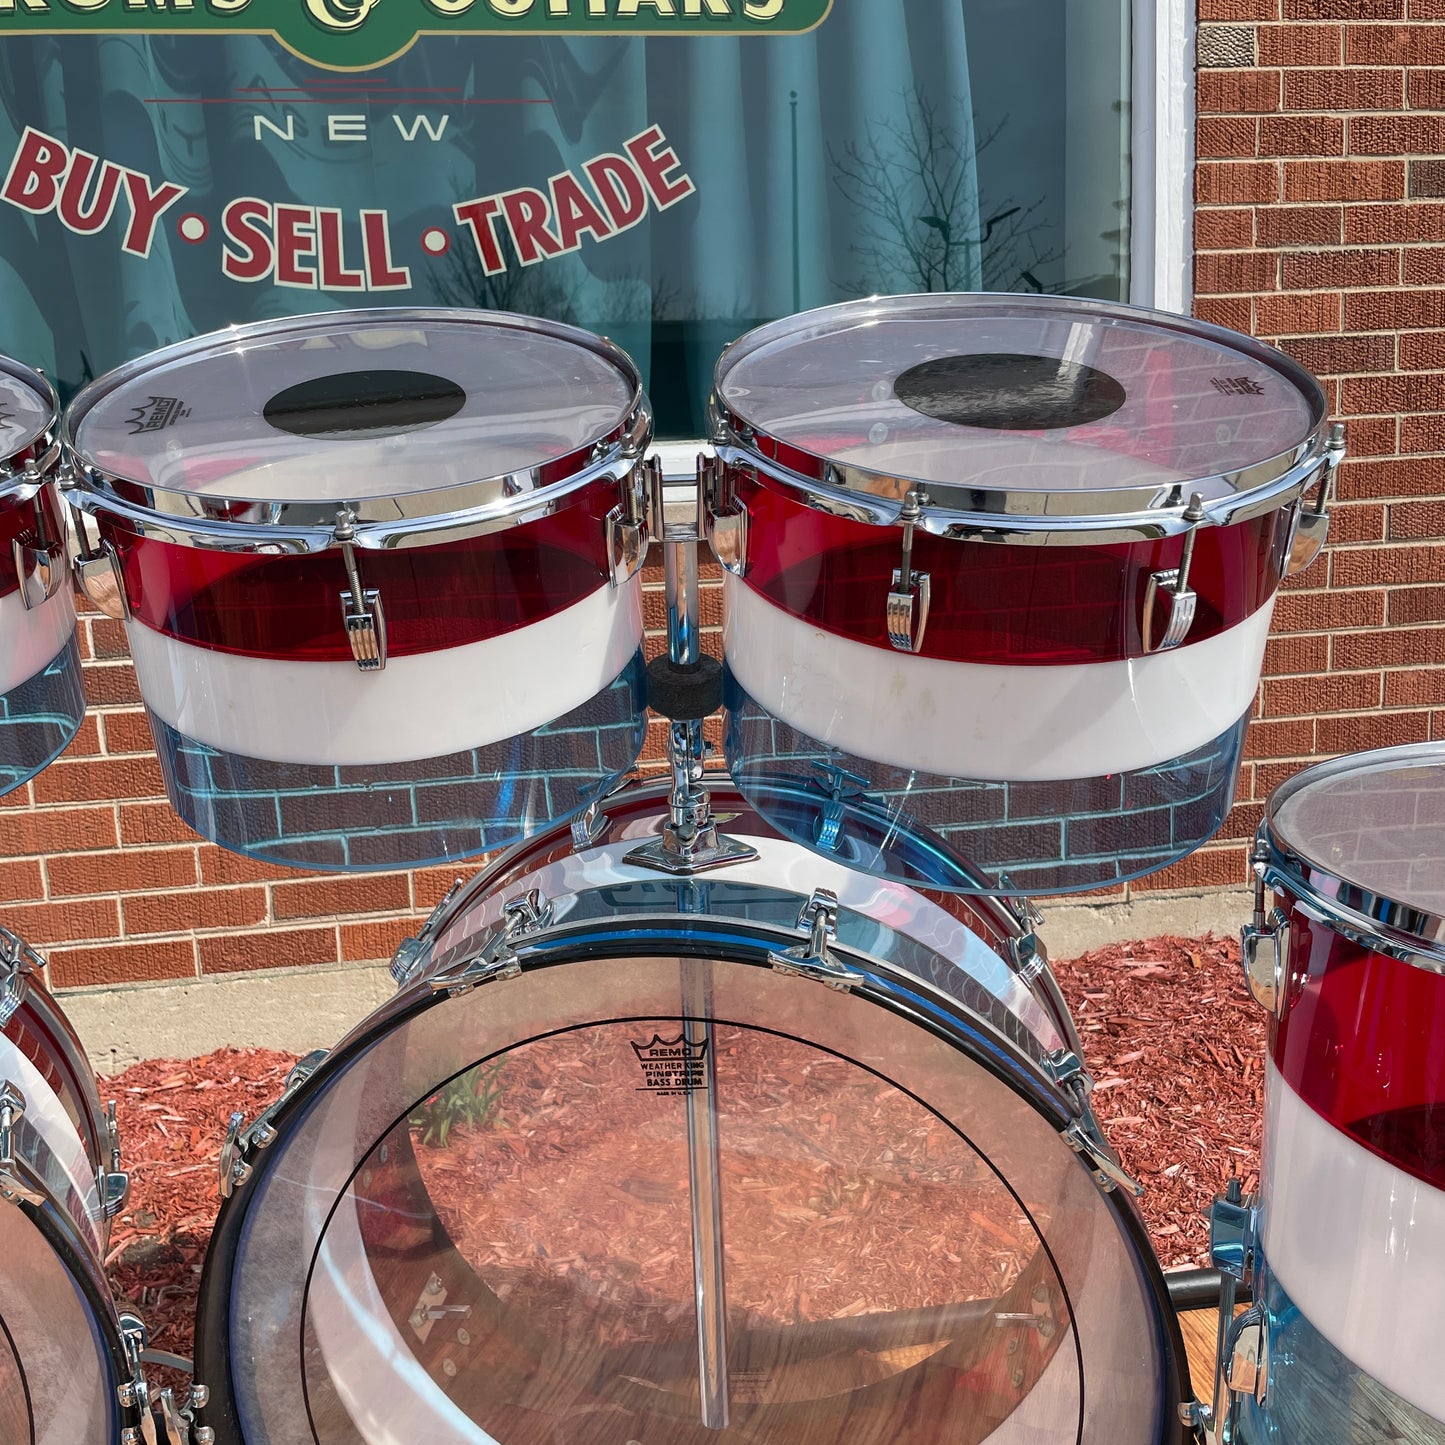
[0,357,82,799]
[62,310,654,871]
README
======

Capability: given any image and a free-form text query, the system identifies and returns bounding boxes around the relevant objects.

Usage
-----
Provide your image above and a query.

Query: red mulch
[97,932,1260,1383]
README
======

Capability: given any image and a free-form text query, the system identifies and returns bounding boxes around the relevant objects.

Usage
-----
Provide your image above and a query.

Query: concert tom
[0,927,182,1442]
[1223,744,1445,1441]
[61,309,652,872]
[0,358,82,797]
[194,777,1191,1445]
[708,294,1338,896]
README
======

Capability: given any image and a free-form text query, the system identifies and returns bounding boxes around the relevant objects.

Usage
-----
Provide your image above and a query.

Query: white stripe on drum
[0,583,75,698]
[724,575,1272,782]
[127,578,643,766]
[1262,1056,1445,1423]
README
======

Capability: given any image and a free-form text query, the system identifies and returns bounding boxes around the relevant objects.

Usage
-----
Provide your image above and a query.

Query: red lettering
[361,210,410,290]
[274,204,317,288]
[56,151,123,235]
[583,154,648,232]
[500,187,563,266]
[549,171,614,253]
[2,127,68,215]
[452,196,507,276]
[120,170,187,258]
[317,208,365,290]
[221,198,273,283]
[624,126,694,211]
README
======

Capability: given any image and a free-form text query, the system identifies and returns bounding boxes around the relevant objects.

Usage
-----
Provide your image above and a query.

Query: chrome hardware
[101,1098,130,1219]
[1224,1302,1269,1404]
[74,537,129,620]
[1178,1398,1214,1437]
[0,1083,42,1206]
[1242,846,1291,1016]
[809,760,870,854]
[1044,1048,1095,1114]
[12,530,65,610]
[430,890,552,996]
[701,452,749,576]
[1062,1118,1143,1197]
[0,926,40,1028]
[1288,420,1342,577]
[1207,1180,1262,1442]
[216,1049,328,1198]
[767,890,865,992]
[390,878,465,987]
[1209,1183,1259,1284]
[1142,492,1205,653]
[334,509,386,671]
[886,490,931,654]
[622,747,760,875]
[408,1273,468,1343]
[570,799,609,849]
[607,455,654,586]
[118,1312,158,1445]
[1001,890,1047,982]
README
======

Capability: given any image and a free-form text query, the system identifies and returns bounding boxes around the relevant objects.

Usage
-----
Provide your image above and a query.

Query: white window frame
[1131,0,1196,314]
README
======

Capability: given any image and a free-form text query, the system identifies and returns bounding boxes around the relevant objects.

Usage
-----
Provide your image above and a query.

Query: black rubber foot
[646,654,723,721]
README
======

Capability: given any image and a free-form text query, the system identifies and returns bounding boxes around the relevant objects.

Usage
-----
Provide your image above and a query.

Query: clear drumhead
[70,310,641,503]
[715,294,1323,509]
[0,359,55,482]
[205,879,1178,1444]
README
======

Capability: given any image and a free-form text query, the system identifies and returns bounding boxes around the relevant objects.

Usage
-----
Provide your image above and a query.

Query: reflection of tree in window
[830,91,1061,298]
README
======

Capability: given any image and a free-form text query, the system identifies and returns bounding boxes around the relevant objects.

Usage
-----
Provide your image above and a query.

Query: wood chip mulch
[95,932,1261,1382]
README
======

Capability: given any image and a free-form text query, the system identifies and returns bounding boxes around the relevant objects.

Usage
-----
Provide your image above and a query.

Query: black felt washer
[646,655,724,721]
[263,369,466,440]
[894,352,1127,430]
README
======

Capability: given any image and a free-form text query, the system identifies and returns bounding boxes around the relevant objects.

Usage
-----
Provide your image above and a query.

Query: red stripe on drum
[733,468,1291,666]
[100,477,618,662]
[1270,891,1445,1191]
[0,473,62,602]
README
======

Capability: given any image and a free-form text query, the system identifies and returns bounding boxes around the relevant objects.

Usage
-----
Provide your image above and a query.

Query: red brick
[1344,203,1445,245]
[1334,624,1445,667]
[1352,116,1445,159]
[1131,846,1252,892]
[1284,160,1405,202]
[1196,250,1280,295]
[1197,117,1259,159]
[1243,717,1316,759]
[49,939,195,990]
[1201,0,1276,16]
[1341,372,1445,414]
[1258,22,1341,66]
[1341,414,1397,455]
[62,715,101,758]
[1327,502,1389,543]
[1402,413,1445,450]
[1263,632,1331,675]
[1200,70,1282,114]
[1338,455,1445,498]
[1317,710,1431,753]
[1415,0,1445,14]
[1193,296,1254,332]
[1385,667,1445,706]
[1283,68,1404,111]
[48,846,196,898]
[0,898,120,946]
[1196,160,1280,205]
[1389,585,1445,623]
[271,872,412,921]
[1335,542,1445,588]
[1389,499,1445,539]
[1398,329,1445,369]
[1262,114,1343,156]
[1345,24,1445,65]
[81,663,141,708]
[1273,587,1386,631]
[1262,671,1382,717]
[88,618,129,660]
[0,786,30,811]
[414,866,476,910]
[198,927,338,975]
[198,844,306,886]
[0,859,44,902]
[0,806,118,857]
[1277,334,1394,376]
[1256,291,1341,334]
[1404,247,1445,285]
[341,917,417,963]
[118,802,201,847]
[1257,204,1342,247]
[1284,0,1398,12]
[1195,207,1256,250]
[32,754,165,806]
[101,711,157,756]
[1409,67,1445,108]
[122,886,268,937]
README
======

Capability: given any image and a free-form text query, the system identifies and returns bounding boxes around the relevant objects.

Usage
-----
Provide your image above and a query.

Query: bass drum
[194,780,1190,1444]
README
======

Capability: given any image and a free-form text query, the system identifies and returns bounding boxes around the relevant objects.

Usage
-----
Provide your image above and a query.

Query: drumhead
[196,817,1185,1444]
[0,358,55,486]
[67,309,643,508]
[1265,742,1445,948]
[714,294,1326,522]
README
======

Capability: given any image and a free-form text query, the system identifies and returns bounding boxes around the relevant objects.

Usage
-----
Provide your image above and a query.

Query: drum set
[0,293,1436,1444]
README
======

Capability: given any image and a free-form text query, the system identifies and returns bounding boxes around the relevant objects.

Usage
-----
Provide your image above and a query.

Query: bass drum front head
[196,927,1185,1443]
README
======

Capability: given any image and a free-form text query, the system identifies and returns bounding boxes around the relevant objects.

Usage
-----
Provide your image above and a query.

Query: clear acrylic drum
[707,294,1338,895]
[194,779,1191,1444]
[0,357,83,798]
[61,309,652,872]
[1234,744,1445,1441]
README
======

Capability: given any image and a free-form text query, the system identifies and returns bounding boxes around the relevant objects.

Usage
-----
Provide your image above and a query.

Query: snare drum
[194,778,1190,1444]
[0,358,83,798]
[1229,745,1445,1440]
[61,309,652,872]
[0,926,175,1442]
[708,294,1337,895]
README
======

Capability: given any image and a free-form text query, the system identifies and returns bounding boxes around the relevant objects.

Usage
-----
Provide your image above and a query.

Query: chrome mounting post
[334,507,387,671]
[1143,492,1205,654]
[624,464,757,877]
[886,488,931,653]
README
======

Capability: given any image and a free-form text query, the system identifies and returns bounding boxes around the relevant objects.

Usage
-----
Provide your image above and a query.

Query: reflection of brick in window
[1210,376,1265,397]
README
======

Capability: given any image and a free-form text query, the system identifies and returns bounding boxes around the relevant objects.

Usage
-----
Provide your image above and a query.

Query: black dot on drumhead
[894,353,1126,430]
[263,369,466,440]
